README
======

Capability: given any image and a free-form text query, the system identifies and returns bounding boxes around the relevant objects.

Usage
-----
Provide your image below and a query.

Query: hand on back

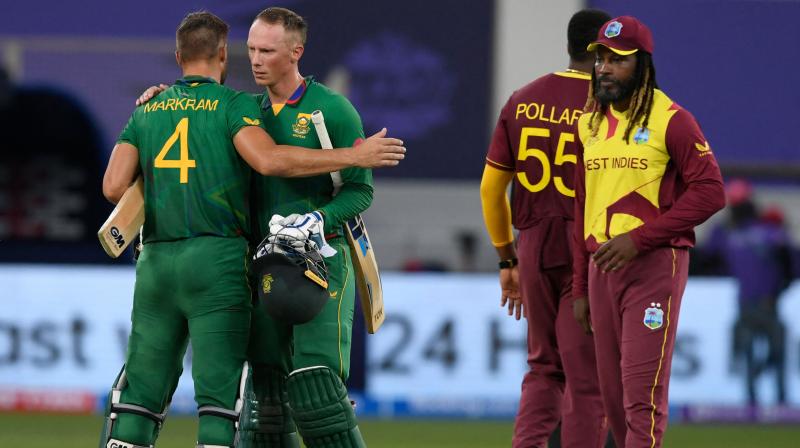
[136,84,169,106]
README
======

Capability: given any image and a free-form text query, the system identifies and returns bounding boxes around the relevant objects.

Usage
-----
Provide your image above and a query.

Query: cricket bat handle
[312,112,385,334]
[311,110,344,190]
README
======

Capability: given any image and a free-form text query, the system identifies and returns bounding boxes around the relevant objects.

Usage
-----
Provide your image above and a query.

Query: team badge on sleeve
[643,302,664,330]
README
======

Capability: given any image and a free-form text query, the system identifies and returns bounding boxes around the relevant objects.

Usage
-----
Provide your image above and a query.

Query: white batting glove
[284,211,337,258]
[267,228,309,252]
[268,214,287,229]
[267,214,311,252]
[275,213,302,226]
[269,214,297,239]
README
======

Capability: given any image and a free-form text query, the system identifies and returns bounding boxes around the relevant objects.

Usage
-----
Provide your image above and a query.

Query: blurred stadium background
[2,0,800,446]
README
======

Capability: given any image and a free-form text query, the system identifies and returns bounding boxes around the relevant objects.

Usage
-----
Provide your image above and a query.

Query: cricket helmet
[251,232,330,325]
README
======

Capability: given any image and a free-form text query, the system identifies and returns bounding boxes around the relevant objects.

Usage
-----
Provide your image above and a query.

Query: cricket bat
[97,176,145,258]
[311,110,385,333]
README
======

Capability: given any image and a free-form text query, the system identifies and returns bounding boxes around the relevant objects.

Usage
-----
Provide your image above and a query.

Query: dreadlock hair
[585,51,658,143]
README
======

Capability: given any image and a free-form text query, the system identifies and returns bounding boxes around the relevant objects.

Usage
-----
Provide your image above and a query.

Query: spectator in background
[702,178,793,406]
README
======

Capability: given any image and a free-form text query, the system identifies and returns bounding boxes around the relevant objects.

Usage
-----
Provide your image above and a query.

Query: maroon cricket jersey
[487,71,590,227]
[487,71,590,267]
[572,89,725,298]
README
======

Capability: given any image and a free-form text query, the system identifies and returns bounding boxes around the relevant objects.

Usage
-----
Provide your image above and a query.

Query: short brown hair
[255,7,307,44]
[176,11,229,62]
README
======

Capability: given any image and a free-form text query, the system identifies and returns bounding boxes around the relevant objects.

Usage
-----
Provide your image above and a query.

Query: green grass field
[2,413,800,447]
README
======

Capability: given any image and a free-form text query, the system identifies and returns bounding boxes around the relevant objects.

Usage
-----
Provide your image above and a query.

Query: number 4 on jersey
[155,117,196,183]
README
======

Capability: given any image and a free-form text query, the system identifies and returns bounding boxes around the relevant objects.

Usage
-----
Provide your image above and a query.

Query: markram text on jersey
[143,98,219,113]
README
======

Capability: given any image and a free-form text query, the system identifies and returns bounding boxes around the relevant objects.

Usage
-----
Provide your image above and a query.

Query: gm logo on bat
[109,226,125,248]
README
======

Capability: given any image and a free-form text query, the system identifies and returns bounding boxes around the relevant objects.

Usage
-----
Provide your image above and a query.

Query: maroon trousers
[588,247,688,448]
[514,229,607,448]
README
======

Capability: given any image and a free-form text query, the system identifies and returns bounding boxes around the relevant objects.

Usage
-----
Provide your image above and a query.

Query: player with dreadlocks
[481,9,612,448]
[585,43,657,144]
[571,16,725,448]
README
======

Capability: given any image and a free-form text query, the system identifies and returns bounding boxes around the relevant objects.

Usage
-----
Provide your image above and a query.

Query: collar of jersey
[554,70,591,80]
[609,103,629,120]
[175,75,217,87]
[260,76,314,111]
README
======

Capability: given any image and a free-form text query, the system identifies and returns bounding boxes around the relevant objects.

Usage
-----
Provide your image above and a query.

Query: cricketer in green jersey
[247,8,370,448]
[101,11,404,448]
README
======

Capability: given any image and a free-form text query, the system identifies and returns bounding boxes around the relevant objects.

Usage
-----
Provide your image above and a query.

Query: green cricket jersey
[250,77,373,241]
[118,76,265,243]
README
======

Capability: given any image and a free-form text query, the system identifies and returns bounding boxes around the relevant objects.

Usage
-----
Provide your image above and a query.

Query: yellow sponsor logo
[329,291,338,298]
[243,116,261,126]
[262,274,274,295]
[694,141,710,152]
[292,113,312,137]
[694,141,713,157]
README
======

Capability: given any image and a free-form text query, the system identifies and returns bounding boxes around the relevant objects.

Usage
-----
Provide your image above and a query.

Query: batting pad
[252,366,300,448]
[197,362,258,448]
[286,366,365,448]
[101,365,162,448]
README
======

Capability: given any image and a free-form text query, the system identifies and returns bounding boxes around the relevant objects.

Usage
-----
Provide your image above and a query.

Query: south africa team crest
[262,274,274,295]
[292,113,312,138]
[643,302,664,330]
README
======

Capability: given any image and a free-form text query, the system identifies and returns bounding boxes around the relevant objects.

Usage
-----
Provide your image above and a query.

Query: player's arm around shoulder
[226,91,278,174]
[234,90,403,177]
[229,91,318,177]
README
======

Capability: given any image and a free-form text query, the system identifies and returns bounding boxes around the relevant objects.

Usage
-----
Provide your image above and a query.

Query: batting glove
[267,214,312,253]
[281,211,337,258]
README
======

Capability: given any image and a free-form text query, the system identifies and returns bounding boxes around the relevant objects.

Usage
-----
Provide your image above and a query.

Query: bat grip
[311,110,344,191]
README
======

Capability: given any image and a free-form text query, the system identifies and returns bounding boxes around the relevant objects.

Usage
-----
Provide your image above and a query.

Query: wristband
[498,258,518,270]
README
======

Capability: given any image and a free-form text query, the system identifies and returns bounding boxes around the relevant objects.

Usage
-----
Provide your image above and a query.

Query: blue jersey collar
[260,76,314,111]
